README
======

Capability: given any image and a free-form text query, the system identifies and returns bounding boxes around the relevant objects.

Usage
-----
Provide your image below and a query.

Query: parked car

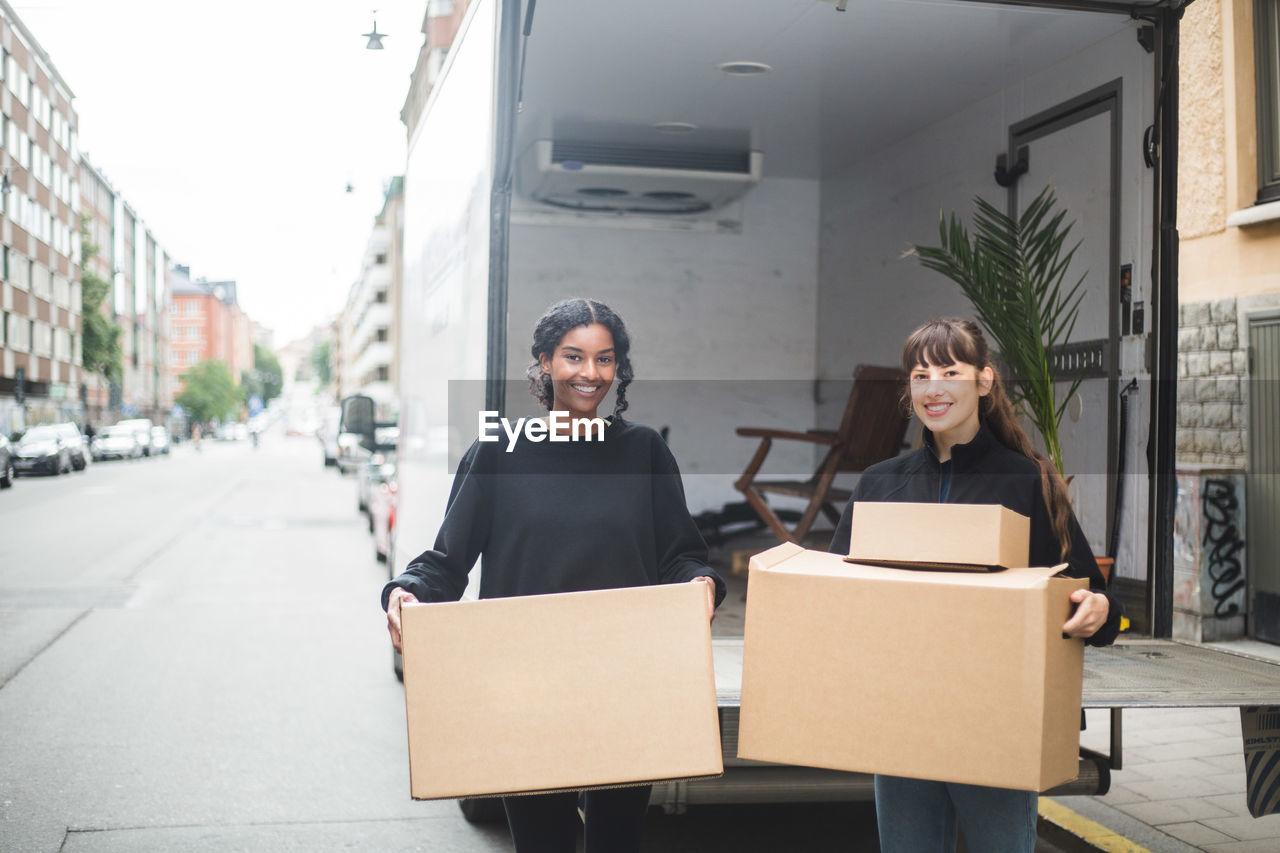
[149,426,171,455]
[357,427,400,514]
[12,425,73,476]
[116,418,155,456]
[92,424,143,461]
[0,434,14,488]
[54,422,90,470]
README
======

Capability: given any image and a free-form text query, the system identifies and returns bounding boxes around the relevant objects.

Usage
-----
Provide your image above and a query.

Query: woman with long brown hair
[828,317,1120,853]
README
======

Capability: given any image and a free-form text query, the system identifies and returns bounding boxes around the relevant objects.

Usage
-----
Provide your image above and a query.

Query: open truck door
[397,0,1280,814]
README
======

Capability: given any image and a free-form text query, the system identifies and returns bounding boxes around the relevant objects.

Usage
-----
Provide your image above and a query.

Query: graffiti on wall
[1203,477,1247,618]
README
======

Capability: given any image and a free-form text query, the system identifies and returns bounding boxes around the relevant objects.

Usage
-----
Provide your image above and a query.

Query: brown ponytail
[902,318,1074,561]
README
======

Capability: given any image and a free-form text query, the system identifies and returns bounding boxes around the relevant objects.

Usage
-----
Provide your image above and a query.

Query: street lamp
[363,11,386,50]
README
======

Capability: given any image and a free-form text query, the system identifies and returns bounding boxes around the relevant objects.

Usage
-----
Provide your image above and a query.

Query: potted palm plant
[910,185,1085,478]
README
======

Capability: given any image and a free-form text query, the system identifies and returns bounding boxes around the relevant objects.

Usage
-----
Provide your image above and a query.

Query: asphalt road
[0,428,1084,852]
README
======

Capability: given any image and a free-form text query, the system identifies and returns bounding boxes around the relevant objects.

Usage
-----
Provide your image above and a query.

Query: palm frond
[909,185,1088,475]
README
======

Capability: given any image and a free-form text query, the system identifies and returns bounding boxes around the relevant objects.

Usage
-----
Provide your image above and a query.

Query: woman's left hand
[1063,588,1109,638]
[689,576,716,624]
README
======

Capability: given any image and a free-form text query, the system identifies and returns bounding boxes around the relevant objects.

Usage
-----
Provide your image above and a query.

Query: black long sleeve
[382,420,725,609]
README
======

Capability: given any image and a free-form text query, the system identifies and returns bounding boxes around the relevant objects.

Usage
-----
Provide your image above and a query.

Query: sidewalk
[1050,639,1280,853]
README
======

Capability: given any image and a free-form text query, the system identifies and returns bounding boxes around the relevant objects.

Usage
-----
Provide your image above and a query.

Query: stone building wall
[1177,297,1249,466]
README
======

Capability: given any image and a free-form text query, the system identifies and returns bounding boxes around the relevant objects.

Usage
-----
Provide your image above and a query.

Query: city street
[0,429,887,852]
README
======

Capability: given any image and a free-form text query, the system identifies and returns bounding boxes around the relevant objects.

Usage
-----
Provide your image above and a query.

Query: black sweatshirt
[828,423,1122,647]
[382,419,726,610]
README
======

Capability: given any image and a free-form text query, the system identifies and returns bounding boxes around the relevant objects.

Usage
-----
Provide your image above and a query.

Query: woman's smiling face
[538,323,617,421]
[909,357,994,452]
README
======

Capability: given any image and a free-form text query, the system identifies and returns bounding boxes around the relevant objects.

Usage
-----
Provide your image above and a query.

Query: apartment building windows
[7,315,28,351]
[32,263,50,300]
[1260,0,1280,202]
[10,254,29,290]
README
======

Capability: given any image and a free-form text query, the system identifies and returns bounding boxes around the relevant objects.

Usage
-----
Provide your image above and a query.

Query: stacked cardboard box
[738,503,1085,792]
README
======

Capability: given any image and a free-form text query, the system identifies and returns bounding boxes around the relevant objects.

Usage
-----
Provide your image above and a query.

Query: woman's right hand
[386,587,420,653]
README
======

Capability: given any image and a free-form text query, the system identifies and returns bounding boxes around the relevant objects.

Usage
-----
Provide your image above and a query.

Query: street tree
[253,344,284,404]
[176,359,241,425]
[79,217,123,384]
[310,340,333,385]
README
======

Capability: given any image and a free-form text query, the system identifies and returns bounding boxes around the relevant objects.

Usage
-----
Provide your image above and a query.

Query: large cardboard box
[848,501,1030,570]
[738,542,1086,792]
[400,582,723,800]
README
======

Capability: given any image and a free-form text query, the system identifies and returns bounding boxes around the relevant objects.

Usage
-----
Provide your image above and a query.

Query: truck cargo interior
[498,0,1162,613]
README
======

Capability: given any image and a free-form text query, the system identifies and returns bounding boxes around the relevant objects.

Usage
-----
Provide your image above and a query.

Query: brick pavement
[1054,640,1280,852]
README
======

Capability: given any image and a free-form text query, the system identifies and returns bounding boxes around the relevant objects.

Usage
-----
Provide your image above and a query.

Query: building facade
[168,268,252,396]
[338,183,400,421]
[0,1,82,433]
[78,155,174,425]
[401,0,470,139]
[1176,0,1280,643]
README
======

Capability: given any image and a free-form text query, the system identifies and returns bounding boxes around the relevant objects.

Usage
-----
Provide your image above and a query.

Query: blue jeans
[875,775,1038,853]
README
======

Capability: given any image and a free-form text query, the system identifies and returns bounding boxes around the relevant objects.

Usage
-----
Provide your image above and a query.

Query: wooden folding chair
[734,365,910,544]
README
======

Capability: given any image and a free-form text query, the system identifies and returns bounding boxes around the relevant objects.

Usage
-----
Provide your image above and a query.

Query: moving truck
[377,0,1280,817]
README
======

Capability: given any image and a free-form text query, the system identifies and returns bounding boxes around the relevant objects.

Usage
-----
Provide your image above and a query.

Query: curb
[1038,798,1153,853]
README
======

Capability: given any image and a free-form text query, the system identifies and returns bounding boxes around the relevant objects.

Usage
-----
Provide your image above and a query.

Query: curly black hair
[525,298,634,419]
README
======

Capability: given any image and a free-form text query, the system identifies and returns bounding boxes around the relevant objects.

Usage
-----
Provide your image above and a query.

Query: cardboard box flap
[760,546,1070,589]
[847,502,1030,570]
[747,542,805,572]
[850,558,1004,573]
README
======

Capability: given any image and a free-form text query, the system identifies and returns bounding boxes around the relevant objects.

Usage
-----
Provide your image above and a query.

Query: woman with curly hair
[383,297,723,853]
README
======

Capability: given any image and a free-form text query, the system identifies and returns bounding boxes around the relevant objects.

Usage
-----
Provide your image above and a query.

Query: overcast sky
[13,0,427,346]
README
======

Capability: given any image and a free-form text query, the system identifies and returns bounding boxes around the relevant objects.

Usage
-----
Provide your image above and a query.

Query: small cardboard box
[738,542,1086,792]
[400,582,723,800]
[848,502,1030,571]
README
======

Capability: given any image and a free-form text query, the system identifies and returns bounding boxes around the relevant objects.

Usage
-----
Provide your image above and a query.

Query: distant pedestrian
[192,423,202,452]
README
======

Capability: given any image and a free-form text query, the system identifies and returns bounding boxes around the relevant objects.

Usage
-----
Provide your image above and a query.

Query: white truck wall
[507,177,821,513]
[817,24,1153,581]
[395,0,497,585]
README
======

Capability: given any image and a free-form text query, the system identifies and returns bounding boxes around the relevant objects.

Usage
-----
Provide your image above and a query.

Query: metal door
[1249,314,1280,643]
[1007,82,1122,557]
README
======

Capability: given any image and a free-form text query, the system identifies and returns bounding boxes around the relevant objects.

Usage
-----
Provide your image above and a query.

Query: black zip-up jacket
[828,423,1122,647]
